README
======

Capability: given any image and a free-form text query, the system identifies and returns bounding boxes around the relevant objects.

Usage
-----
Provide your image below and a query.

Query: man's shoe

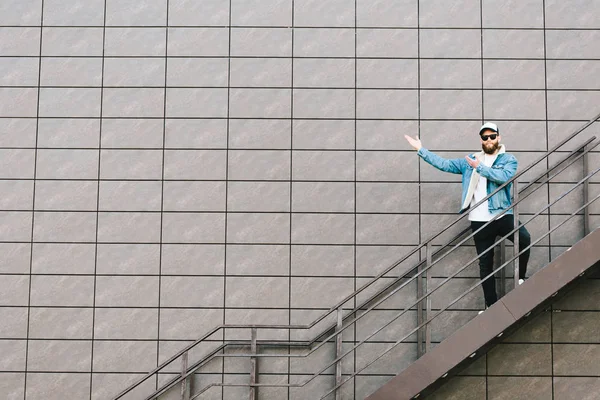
[518,278,525,285]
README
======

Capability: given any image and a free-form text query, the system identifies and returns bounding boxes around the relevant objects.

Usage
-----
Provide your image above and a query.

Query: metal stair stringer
[366,228,600,400]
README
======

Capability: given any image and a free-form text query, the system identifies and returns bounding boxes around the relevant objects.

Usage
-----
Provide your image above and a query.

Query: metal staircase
[111,112,600,400]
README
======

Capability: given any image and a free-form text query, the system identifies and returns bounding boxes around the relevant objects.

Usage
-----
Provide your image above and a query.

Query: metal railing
[112,111,600,400]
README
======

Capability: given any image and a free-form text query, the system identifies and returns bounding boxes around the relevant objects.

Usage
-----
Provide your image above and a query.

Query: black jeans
[470,215,531,307]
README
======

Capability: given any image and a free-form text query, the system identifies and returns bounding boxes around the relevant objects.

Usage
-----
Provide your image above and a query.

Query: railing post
[498,240,506,297]
[335,307,343,400]
[425,243,432,353]
[583,144,590,235]
[417,250,425,357]
[181,352,190,400]
[249,328,257,400]
[513,180,520,288]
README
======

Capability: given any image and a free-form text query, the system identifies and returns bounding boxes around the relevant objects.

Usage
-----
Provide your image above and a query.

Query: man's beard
[482,141,500,154]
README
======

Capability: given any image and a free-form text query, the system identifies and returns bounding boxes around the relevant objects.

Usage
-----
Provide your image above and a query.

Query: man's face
[480,130,500,154]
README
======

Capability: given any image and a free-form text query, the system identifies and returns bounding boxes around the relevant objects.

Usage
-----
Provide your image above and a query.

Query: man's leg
[497,215,531,280]
[471,221,498,307]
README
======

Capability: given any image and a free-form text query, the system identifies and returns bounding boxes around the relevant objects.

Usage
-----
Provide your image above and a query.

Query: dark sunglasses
[480,133,498,141]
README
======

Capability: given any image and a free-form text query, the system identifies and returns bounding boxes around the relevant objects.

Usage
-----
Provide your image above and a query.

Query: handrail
[172,152,600,400]
[146,138,598,400]
[113,111,599,400]
[321,166,600,398]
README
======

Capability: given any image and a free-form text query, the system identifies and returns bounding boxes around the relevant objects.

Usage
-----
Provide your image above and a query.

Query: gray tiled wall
[0,0,599,399]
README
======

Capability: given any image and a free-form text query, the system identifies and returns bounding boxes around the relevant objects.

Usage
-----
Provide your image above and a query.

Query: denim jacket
[417,146,517,215]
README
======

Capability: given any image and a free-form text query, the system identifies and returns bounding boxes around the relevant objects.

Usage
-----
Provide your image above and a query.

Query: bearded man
[405,122,531,310]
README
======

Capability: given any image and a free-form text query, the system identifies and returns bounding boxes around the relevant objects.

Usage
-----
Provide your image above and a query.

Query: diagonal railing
[112,111,600,400]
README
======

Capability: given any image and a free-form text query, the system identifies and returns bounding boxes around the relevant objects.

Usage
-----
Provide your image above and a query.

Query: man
[405,122,531,309]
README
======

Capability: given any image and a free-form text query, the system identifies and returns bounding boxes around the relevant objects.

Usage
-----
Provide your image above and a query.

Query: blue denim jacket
[417,147,518,214]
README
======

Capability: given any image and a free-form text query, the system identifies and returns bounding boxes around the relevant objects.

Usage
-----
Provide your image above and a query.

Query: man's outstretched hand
[404,135,422,151]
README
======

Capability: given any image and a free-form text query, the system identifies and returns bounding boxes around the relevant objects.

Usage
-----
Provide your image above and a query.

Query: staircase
[111,112,600,400]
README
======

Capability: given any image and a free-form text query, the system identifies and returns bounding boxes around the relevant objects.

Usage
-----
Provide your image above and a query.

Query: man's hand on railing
[404,134,422,151]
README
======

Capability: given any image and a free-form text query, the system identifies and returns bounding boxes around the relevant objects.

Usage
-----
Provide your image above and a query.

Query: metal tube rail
[113,113,599,400]
[142,144,600,400]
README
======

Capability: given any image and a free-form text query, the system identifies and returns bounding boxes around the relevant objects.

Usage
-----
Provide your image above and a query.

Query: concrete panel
[96,243,160,275]
[30,275,94,307]
[27,340,91,372]
[231,0,291,26]
[0,180,33,210]
[227,244,288,276]
[0,118,37,147]
[164,149,227,179]
[356,0,417,28]
[0,373,24,400]
[357,120,418,150]
[488,376,552,400]
[163,181,225,212]
[97,212,161,243]
[41,57,102,87]
[357,151,418,181]
[291,213,354,244]
[294,88,354,119]
[226,276,290,307]
[29,308,93,339]
[162,212,225,243]
[545,0,600,28]
[294,0,354,27]
[420,29,481,58]
[0,88,38,117]
[26,373,91,400]
[292,181,353,212]
[227,213,289,244]
[419,0,480,28]
[230,88,291,118]
[160,276,224,307]
[484,60,546,89]
[42,27,104,56]
[231,119,291,149]
[231,27,292,57]
[0,243,31,274]
[105,28,166,56]
[291,244,354,276]
[482,0,544,28]
[94,308,158,339]
[0,28,39,56]
[35,180,97,211]
[0,0,41,25]
[228,180,289,211]
[31,243,95,274]
[293,150,354,181]
[92,341,157,373]
[295,58,354,88]
[421,89,482,119]
[105,0,167,26]
[99,181,161,212]
[357,28,418,58]
[488,344,552,375]
[168,0,229,26]
[229,150,290,180]
[0,58,39,86]
[554,344,600,376]
[483,29,545,59]
[162,244,224,275]
[166,119,228,148]
[230,58,291,87]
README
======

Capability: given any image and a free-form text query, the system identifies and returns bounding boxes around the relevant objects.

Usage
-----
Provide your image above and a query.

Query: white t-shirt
[468,153,498,222]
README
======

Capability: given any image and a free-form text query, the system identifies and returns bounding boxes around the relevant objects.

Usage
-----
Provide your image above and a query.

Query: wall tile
[356,0,417,28]
[232,0,292,27]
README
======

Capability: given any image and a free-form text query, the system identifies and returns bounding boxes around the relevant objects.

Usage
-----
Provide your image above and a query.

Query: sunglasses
[480,133,498,141]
